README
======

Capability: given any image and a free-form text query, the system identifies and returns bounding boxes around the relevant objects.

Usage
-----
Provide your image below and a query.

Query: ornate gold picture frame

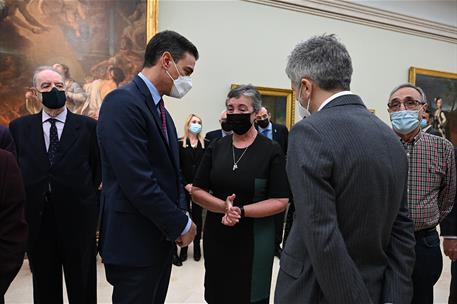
[409,67,457,145]
[231,84,296,130]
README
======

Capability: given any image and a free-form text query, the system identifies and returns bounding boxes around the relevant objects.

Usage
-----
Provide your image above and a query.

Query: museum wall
[158,0,457,136]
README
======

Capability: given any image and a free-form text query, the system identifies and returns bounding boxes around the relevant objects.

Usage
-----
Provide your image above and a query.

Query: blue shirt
[258,122,273,140]
[138,73,192,236]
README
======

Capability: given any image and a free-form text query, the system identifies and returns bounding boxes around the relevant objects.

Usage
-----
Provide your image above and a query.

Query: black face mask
[221,121,232,132]
[41,87,67,109]
[226,113,253,135]
[256,118,269,129]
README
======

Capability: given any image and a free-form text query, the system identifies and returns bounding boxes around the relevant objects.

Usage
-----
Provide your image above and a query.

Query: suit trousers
[28,198,97,304]
[274,211,286,249]
[105,260,172,304]
[449,261,457,304]
[412,229,443,304]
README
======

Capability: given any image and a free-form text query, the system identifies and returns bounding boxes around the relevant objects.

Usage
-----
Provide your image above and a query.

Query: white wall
[158,0,457,136]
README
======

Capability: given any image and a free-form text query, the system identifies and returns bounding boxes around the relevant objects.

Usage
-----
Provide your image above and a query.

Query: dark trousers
[449,261,457,304]
[274,211,286,249]
[412,229,443,304]
[28,201,97,304]
[283,201,295,246]
[178,201,203,256]
[105,260,172,304]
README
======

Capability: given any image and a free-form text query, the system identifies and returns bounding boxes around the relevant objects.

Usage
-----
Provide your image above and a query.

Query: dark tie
[158,99,169,143]
[47,118,59,165]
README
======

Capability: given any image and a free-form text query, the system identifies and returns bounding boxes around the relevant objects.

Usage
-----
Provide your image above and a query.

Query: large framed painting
[231,84,296,130]
[0,0,158,125]
[409,67,457,145]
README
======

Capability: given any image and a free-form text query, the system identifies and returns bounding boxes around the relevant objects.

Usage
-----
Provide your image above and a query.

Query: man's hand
[443,239,457,261]
[176,222,196,247]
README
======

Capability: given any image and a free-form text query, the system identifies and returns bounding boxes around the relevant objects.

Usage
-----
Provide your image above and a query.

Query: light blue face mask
[189,123,202,135]
[390,110,420,135]
[420,118,428,128]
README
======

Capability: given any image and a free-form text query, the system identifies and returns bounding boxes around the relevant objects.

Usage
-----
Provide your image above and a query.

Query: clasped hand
[221,193,241,226]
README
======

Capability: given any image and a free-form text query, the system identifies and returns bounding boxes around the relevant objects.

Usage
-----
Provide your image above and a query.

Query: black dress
[193,134,289,304]
[178,138,209,244]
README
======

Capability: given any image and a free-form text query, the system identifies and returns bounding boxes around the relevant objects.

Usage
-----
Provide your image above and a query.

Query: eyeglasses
[388,98,422,111]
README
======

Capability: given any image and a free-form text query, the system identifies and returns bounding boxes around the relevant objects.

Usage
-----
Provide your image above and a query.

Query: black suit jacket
[258,122,289,155]
[0,125,16,157]
[275,94,415,304]
[204,129,223,144]
[0,149,27,296]
[9,111,101,247]
[97,75,189,267]
[440,147,457,236]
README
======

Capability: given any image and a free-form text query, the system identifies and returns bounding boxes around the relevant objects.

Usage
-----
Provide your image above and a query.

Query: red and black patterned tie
[47,118,59,165]
[158,98,169,143]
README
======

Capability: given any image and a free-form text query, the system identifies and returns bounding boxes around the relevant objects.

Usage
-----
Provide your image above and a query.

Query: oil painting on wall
[0,0,157,125]
[410,67,457,145]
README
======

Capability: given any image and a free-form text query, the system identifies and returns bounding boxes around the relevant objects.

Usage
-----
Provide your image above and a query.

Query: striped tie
[159,99,169,143]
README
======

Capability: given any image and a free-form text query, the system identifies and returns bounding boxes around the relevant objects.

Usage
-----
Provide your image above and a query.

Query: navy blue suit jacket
[97,75,188,267]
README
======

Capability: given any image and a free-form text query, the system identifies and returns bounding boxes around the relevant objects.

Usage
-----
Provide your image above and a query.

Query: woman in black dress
[192,85,289,304]
[174,113,208,266]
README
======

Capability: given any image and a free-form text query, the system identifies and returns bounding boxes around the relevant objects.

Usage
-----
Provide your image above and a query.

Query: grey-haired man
[275,34,415,304]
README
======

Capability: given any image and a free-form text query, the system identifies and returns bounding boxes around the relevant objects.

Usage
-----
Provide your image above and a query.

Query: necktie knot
[47,118,58,126]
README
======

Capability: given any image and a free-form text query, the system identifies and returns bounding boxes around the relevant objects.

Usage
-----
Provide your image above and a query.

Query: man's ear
[160,52,173,69]
[301,78,313,96]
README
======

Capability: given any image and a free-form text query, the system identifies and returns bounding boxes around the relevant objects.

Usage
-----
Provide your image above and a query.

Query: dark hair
[109,66,125,86]
[143,30,199,67]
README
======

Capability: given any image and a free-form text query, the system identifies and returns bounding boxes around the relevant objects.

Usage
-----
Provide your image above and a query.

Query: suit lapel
[132,76,179,171]
[165,111,180,169]
[53,111,80,164]
[31,112,50,169]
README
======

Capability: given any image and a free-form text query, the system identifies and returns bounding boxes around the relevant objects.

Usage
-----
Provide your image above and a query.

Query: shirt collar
[138,72,161,107]
[317,91,353,112]
[258,121,272,133]
[42,107,68,124]
[400,130,423,146]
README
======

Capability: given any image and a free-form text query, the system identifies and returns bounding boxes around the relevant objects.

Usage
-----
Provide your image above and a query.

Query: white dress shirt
[42,107,67,151]
[317,91,353,112]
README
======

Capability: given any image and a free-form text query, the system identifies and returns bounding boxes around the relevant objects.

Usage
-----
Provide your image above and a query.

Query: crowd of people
[0,30,456,304]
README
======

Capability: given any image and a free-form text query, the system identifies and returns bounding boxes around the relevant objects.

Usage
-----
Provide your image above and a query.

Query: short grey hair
[388,83,427,104]
[226,84,262,112]
[32,65,65,87]
[286,34,353,91]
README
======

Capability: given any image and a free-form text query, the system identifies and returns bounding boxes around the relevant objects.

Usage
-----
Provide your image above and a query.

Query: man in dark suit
[275,34,416,304]
[204,110,232,143]
[255,106,289,257]
[0,125,16,156]
[439,146,457,304]
[9,66,101,304]
[421,108,442,136]
[97,30,198,304]
[0,148,27,304]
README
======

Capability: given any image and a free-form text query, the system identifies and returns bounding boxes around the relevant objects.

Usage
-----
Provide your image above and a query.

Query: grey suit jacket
[275,94,415,304]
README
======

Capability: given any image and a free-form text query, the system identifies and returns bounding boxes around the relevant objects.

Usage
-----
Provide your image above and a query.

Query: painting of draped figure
[0,0,158,125]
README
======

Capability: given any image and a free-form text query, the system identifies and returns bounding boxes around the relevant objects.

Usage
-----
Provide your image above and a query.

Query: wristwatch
[239,206,245,218]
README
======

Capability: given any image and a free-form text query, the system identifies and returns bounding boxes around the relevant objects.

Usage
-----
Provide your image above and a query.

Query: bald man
[9,66,101,304]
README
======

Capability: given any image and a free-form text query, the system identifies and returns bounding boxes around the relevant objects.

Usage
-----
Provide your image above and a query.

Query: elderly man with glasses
[387,83,456,304]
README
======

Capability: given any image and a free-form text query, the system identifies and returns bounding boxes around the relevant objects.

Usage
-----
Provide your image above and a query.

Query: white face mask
[166,60,192,99]
[296,82,311,118]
